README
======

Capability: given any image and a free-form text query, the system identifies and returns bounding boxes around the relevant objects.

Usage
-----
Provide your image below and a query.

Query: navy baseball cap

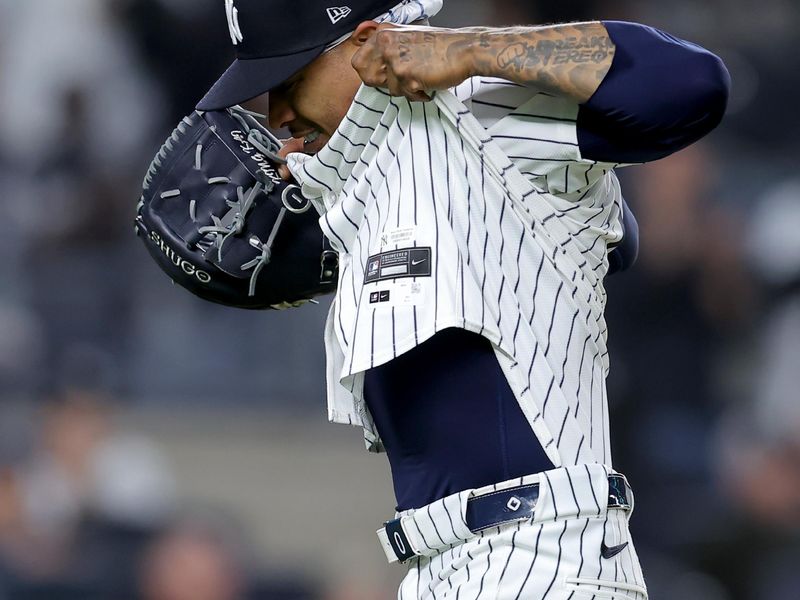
[197,0,401,110]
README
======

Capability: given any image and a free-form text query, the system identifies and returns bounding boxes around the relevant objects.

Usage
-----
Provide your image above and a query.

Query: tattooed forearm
[495,34,613,70]
[464,22,615,103]
[350,22,613,103]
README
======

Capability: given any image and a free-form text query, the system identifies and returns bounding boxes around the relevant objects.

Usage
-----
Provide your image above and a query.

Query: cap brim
[196,45,326,111]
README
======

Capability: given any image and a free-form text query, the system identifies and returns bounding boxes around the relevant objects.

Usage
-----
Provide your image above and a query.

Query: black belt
[383,474,632,563]
[465,473,631,531]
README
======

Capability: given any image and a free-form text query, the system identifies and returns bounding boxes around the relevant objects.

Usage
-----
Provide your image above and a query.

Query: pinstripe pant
[393,465,648,600]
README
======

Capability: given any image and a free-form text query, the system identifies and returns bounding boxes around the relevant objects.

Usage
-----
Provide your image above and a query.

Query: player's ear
[351,20,392,46]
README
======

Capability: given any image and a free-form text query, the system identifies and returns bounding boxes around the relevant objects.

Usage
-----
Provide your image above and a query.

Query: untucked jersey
[287,78,626,468]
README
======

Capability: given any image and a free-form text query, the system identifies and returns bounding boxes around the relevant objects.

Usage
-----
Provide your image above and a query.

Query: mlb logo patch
[368,258,380,276]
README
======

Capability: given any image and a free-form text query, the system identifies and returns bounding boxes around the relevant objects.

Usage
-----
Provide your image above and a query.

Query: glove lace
[198,182,265,262]
[240,206,287,297]
[195,106,286,264]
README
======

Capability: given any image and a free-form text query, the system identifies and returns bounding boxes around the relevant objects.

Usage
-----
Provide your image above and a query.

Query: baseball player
[195,1,730,597]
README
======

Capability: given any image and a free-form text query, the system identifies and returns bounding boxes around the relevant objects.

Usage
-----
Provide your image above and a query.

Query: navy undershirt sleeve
[576,21,731,164]
[607,197,639,275]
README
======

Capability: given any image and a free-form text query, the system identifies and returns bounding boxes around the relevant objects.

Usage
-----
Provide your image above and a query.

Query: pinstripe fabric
[287,80,625,466]
[285,77,646,600]
[399,515,648,600]
[383,464,608,558]
[393,465,648,599]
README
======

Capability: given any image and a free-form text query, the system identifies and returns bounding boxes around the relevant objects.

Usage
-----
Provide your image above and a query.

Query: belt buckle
[607,474,631,510]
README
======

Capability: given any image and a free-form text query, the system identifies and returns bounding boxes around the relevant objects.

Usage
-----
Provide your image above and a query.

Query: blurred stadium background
[0,0,798,598]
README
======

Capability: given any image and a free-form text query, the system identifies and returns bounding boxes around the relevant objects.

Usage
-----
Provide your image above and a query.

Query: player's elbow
[604,22,731,149]
[576,28,732,163]
[638,50,731,160]
[680,51,731,142]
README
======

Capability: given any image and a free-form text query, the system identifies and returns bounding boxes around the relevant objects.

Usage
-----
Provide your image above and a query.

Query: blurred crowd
[0,0,798,599]
[0,390,319,600]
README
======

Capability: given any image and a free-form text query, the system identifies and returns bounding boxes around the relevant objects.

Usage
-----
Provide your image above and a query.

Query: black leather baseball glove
[135,107,338,310]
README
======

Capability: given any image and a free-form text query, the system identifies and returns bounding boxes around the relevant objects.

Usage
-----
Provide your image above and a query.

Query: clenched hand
[351,25,475,102]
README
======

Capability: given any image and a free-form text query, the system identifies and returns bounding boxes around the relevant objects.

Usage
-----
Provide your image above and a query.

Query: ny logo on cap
[225,0,244,45]
[326,6,352,24]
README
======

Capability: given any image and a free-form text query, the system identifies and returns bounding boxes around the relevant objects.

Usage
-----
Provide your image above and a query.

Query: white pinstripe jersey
[287,77,626,468]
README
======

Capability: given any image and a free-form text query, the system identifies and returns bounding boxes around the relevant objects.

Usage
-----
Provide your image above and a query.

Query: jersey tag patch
[369,290,391,304]
[365,247,431,283]
[379,226,416,247]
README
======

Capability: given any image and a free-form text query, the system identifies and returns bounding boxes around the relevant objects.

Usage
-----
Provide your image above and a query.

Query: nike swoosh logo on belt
[601,541,629,559]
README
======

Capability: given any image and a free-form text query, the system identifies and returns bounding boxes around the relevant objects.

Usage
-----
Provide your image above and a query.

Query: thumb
[351,45,374,83]
[278,137,305,158]
[277,137,305,181]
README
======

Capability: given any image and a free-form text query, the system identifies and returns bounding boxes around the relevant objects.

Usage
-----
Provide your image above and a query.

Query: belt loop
[378,518,417,563]
[607,474,632,511]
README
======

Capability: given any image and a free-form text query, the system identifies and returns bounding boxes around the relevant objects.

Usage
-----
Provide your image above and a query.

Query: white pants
[393,465,648,600]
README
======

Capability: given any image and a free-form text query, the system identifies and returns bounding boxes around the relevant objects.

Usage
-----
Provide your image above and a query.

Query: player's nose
[267,91,297,131]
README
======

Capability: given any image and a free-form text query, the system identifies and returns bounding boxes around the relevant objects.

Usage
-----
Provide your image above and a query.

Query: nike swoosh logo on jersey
[411,258,427,266]
[601,541,629,559]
